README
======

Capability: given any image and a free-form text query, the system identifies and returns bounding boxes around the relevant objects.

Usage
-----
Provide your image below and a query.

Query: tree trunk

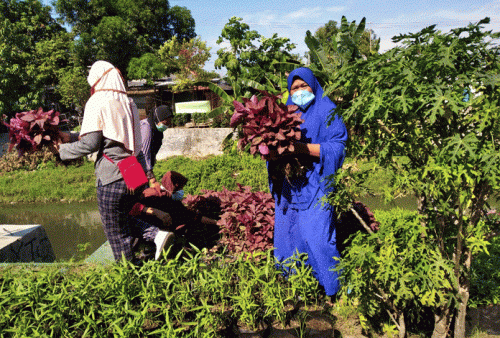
[432,307,452,338]
[454,249,472,338]
[398,312,406,338]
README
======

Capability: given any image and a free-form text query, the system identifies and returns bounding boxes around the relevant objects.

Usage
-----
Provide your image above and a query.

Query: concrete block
[0,224,55,263]
[156,128,234,159]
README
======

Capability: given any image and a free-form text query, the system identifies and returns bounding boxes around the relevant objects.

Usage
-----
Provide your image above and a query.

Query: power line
[197,17,491,28]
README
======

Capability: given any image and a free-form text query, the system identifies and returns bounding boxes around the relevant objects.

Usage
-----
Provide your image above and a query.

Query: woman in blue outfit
[268,67,348,296]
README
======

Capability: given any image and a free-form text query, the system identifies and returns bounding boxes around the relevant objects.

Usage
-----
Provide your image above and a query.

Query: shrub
[337,208,454,336]
[3,107,65,156]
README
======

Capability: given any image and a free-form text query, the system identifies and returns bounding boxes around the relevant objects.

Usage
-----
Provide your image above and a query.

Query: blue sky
[45,0,500,75]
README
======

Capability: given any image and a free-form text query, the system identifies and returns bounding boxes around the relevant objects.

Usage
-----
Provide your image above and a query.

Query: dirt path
[233,305,500,338]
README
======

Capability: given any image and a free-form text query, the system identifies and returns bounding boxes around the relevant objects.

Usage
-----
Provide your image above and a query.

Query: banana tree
[196,77,266,128]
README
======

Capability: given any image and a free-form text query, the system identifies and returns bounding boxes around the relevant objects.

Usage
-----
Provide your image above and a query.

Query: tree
[305,16,379,89]
[53,0,197,78]
[314,18,380,62]
[56,66,89,111]
[0,0,68,116]
[127,53,167,85]
[92,16,139,75]
[214,17,300,89]
[327,18,500,338]
[157,36,214,91]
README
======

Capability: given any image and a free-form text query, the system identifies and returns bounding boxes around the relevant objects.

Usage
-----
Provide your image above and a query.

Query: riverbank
[0,152,394,204]
[0,151,271,204]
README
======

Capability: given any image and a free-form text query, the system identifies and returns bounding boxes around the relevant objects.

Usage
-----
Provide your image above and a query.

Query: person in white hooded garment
[57,61,173,263]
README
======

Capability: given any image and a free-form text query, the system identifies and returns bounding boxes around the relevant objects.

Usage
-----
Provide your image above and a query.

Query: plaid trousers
[97,179,158,261]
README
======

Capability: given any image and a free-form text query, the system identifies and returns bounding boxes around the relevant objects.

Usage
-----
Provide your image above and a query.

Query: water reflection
[0,202,105,261]
[1,196,496,262]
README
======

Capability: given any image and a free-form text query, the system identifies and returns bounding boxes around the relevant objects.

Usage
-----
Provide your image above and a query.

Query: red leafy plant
[230,91,309,181]
[184,184,275,255]
[3,107,65,156]
[231,91,303,155]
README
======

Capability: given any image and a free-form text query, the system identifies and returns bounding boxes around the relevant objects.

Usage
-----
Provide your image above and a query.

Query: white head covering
[80,60,142,155]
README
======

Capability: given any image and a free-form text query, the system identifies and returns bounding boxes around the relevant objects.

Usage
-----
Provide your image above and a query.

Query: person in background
[141,105,173,187]
[56,60,173,263]
[129,171,219,259]
[267,67,348,299]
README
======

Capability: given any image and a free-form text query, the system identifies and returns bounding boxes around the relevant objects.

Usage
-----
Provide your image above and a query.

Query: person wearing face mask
[266,67,348,299]
[140,105,173,187]
[55,60,173,264]
[129,171,219,259]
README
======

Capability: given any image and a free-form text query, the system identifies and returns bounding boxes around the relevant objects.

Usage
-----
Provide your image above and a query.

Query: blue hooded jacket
[271,67,348,210]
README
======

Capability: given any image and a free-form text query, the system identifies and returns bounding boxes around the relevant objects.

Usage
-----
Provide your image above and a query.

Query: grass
[0,151,394,204]
[0,151,270,204]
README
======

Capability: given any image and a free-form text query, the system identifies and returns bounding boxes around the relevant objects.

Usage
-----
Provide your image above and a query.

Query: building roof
[127,77,232,91]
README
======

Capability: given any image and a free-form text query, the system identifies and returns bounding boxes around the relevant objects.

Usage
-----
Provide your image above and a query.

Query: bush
[337,208,454,336]
[154,153,268,195]
[0,249,323,337]
[172,113,191,127]
[0,147,57,172]
[470,235,500,307]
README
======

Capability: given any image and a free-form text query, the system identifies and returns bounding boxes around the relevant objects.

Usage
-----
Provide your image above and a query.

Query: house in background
[127,77,233,120]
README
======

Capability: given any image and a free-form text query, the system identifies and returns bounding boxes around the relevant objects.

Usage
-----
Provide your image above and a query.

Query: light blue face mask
[291,90,315,110]
[171,190,184,201]
[156,123,168,133]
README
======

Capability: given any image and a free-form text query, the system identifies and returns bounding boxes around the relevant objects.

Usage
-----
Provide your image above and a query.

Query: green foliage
[200,77,267,129]
[158,36,214,91]
[325,18,500,337]
[56,66,90,109]
[338,208,455,335]
[305,16,376,93]
[0,0,67,116]
[53,0,197,78]
[311,17,380,66]
[215,16,300,92]
[0,147,58,173]
[127,53,167,85]
[0,249,323,337]
[0,151,268,203]
[154,152,269,195]
[0,158,93,203]
[92,16,139,75]
[469,234,500,307]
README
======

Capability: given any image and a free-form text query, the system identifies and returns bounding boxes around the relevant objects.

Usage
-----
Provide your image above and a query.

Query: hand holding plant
[230,91,309,181]
[230,91,302,158]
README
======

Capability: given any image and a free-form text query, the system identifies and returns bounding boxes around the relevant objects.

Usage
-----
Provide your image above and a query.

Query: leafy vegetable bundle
[3,107,64,156]
[230,91,303,159]
[230,91,311,183]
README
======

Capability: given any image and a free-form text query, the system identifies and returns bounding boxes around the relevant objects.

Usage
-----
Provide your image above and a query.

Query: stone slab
[156,127,234,159]
[0,224,55,263]
[85,241,114,264]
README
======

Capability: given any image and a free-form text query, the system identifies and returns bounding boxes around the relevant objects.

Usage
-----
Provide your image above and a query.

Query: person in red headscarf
[129,171,219,258]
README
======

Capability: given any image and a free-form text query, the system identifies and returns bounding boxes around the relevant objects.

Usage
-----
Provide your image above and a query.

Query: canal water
[0,196,422,262]
[0,202,106,261]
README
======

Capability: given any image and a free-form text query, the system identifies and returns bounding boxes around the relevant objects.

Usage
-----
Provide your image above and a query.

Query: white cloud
[433,1,500,22]
[326,6,345,13]
[285,7,325,20]
[366,0,500,52]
